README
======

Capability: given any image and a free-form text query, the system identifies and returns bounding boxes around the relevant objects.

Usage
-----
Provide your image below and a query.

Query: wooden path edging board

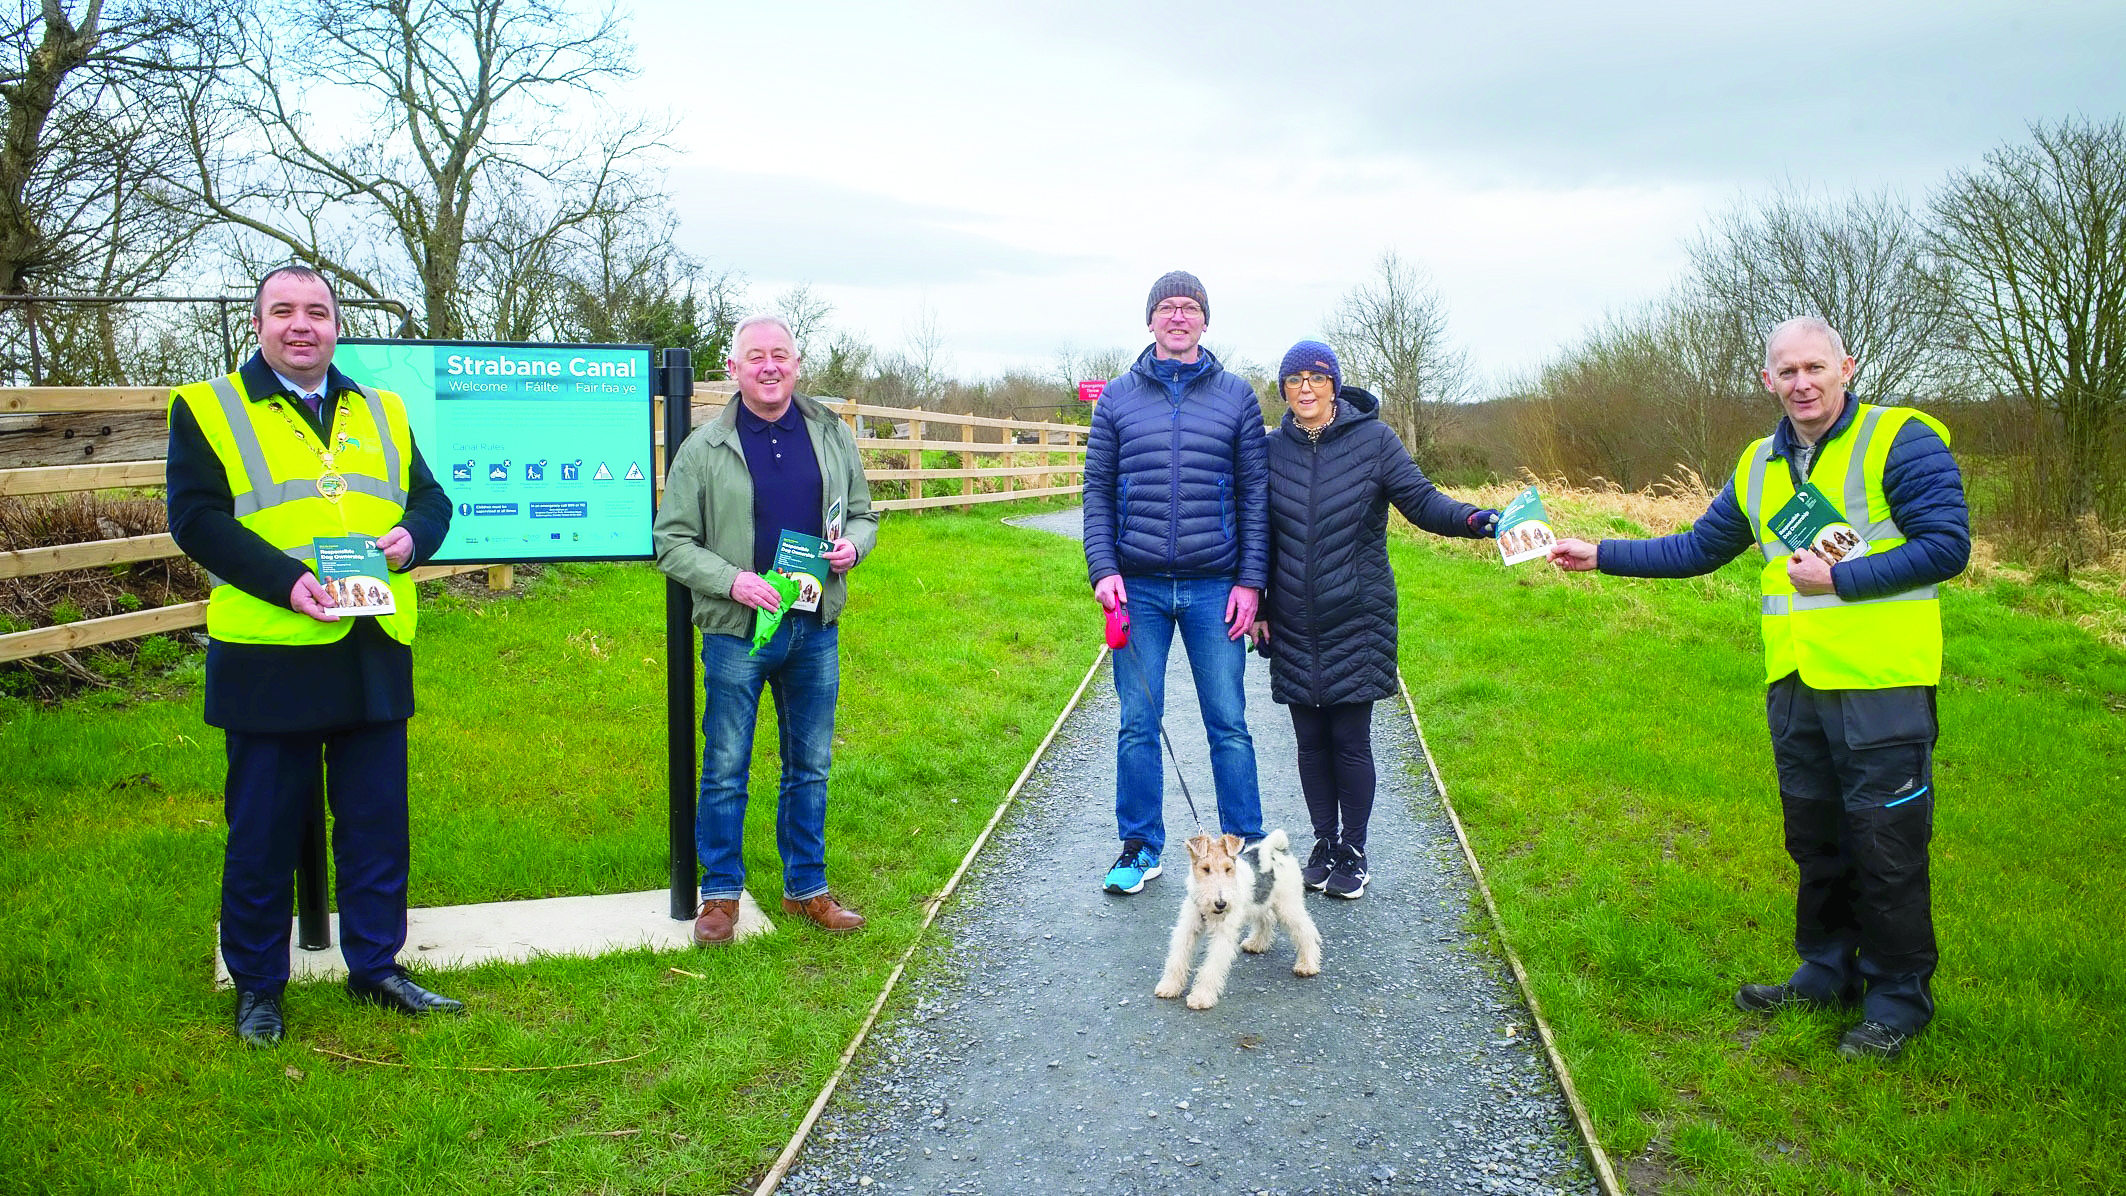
[1398,672,1625,1196]
[749,644,1112,1196]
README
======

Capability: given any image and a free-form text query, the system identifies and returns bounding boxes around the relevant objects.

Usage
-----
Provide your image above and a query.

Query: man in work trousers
[1082,270,1269,895]
[654,314,879,946]
[1549,316,1969,1060]
[166,265,460,1046]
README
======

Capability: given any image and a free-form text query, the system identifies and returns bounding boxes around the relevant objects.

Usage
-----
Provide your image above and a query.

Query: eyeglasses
[1152,301,1203,321]
[1283,372,1334,391]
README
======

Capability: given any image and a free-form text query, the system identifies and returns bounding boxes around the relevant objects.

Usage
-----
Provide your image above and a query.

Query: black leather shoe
[235,989,285,1046]
[348,972,466,1016]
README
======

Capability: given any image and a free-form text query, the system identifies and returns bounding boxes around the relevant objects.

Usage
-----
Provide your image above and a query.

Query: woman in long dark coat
[1252,341,1498,898]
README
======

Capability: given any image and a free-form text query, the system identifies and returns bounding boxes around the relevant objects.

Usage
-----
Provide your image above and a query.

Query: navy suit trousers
[221,721,409,993]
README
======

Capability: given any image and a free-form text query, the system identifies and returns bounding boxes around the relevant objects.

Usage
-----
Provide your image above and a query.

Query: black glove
[1467,508,1501,538]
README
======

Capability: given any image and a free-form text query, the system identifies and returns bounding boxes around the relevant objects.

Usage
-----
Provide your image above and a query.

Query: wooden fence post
[961,421,975,509]
[908,407,922,506]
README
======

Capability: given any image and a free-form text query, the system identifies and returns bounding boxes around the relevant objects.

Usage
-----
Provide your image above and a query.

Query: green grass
[0,500,1096,1196]
[1393,527,2126,1194]
[8,499,2121,1194]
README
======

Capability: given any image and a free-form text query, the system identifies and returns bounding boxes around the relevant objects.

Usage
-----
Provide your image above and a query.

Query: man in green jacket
[653,314,880,946]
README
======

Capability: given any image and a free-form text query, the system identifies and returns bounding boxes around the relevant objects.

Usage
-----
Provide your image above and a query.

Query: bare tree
[549,204,742,373]
[1688,185,1952,400]
[1525,290,1764,487]
[0,0,233,382]
[1328,250,1470,466]
[1053,343,1130,391]
[803,329,872,400]
[1931,116,2126,563]
[179,0,667,340]
[898,301,948,405]
[771,283,833,361]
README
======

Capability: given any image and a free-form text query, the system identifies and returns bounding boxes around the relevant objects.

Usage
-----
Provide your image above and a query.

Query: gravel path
[778,511,1600,1196]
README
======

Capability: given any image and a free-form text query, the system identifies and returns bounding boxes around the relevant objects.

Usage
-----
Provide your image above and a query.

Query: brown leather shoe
[692,898,739,946]
[781,892,864,933]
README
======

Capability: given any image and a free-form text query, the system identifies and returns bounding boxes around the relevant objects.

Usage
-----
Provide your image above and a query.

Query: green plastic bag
[749,571,803,655]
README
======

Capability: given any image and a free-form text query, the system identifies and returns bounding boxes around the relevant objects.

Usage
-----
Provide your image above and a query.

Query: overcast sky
[624,1,2124,390]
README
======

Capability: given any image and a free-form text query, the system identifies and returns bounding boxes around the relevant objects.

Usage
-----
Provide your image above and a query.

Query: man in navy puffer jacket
[1083,271,1269,894]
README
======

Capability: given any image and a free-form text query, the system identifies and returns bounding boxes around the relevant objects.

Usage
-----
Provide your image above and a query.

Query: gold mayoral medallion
[317,455,349,501]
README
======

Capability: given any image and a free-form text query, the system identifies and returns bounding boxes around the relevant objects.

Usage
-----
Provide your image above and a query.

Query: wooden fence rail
[1,384,1087,661]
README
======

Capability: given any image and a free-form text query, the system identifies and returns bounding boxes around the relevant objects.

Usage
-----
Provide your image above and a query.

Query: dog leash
[1105,600,1209,837]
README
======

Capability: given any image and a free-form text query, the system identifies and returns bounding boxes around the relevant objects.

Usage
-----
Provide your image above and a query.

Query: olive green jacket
[653,392,878,638]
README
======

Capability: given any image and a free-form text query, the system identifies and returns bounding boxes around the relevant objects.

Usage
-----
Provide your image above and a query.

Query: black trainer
[1734,982,1835,1013]
[1301,838,1337,891]
[1324,843,1368,899]
[1837,1020,1912,1061]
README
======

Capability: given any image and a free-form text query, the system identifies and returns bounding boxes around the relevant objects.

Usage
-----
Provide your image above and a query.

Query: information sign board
[1077,380,1105,403]
[337,339,657,564]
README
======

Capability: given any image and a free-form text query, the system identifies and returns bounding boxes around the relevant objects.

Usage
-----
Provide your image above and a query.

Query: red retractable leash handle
[1104,601,1130,650]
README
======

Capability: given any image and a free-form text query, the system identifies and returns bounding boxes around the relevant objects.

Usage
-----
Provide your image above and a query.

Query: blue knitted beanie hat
[1279,340,1341,396]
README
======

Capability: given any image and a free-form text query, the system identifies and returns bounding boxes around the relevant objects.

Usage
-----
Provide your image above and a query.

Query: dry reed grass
[0,493,209,696]
[1454,467,1720,537]
[1418,472,2126,650]
[0,495,207,629]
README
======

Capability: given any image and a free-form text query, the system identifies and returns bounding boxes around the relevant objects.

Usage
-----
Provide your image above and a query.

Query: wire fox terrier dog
[1154,830,1323,1009]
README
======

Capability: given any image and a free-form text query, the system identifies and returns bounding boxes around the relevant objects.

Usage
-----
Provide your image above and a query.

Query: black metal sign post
[296,773,331,950]
[659,348,698,921]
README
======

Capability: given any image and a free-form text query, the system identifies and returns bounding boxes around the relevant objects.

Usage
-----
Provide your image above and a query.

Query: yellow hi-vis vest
[170,372,419,646]
[1734,402,1949,689]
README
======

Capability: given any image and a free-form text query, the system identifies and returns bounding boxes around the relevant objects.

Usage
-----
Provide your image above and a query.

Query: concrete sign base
[212,888,775,988]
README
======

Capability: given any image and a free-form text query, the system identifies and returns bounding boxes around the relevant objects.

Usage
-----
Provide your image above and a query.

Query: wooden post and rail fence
[0,382,1087,665]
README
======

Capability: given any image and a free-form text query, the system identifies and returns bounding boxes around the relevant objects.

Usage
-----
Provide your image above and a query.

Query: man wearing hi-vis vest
[1548,316,1970,1062]
[166,266,457,1047]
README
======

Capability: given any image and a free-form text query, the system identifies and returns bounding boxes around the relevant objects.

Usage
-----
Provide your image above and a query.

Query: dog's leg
[1273,885,1324,977]
[1240,902,1275,953]
[1186,918,1241,1009]
[1154,908,1201,999]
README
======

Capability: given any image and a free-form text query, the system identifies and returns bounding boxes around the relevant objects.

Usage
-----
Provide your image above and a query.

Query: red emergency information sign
[1077,380,1105,403]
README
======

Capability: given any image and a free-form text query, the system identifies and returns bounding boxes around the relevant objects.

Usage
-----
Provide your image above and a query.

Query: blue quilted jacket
[1083,346,1269,588]
[1599,393,1970,601]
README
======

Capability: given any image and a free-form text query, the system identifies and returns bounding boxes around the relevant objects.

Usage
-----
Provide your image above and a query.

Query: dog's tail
[1246,828,1291,858]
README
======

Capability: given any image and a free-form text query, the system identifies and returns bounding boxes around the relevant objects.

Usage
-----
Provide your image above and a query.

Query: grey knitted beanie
[1144,271,1209,324]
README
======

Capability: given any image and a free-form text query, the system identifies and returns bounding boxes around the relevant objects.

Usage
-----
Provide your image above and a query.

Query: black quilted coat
[1263,388,1485,707]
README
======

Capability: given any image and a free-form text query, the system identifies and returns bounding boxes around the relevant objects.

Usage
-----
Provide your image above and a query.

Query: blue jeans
[1112,574,1262,853]
[698,614,838,902]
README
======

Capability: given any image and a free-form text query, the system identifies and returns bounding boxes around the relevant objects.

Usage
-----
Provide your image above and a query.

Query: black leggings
[1289,702,1375,851]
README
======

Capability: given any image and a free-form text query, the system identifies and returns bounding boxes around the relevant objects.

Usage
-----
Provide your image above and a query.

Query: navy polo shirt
[735,399,824,572]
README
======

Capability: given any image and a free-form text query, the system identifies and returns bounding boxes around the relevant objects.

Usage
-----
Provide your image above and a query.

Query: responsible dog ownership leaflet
[313,535,397,615]
[1496,485,1557,566]
[1767,483,1871,564]
[773,529,831,612]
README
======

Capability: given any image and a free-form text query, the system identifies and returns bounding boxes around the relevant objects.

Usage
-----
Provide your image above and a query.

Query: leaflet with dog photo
[773,528,831,613]
[313,535,397,615]
[1495,485,1557,566]
[1766,482,1871,564]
